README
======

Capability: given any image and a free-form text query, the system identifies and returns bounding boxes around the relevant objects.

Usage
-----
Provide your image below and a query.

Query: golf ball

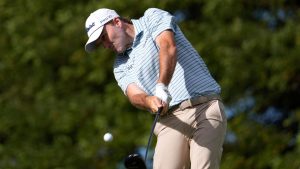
[103,132,113,142]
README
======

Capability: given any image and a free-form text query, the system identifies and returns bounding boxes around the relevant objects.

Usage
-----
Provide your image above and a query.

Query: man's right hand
[145,96,168,114]
[126,83,170,114]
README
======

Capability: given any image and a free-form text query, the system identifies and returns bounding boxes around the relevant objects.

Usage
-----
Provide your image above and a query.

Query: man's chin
[115,49,126,55]
[115,51,122,55]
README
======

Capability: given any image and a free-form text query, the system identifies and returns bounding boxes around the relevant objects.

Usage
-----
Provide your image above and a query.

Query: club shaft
[144,108,162,161]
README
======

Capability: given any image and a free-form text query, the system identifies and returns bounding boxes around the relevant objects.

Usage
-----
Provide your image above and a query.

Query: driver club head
[124,153,147,169]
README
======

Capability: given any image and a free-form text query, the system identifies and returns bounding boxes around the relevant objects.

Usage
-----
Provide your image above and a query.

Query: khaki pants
[153,100,227,169]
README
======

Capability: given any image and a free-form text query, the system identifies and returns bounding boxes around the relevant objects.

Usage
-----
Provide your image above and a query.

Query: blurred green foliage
[0,0,299,168]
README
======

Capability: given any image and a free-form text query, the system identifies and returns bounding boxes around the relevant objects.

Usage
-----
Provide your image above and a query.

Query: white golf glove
[155,83,172,104]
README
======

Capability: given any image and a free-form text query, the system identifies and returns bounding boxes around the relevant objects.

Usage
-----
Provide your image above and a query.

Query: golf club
[144,107,162,161]
[124,153,147,169]
[124,107,162,169]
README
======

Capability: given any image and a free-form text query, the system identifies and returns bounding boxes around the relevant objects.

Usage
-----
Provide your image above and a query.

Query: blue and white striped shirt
[113,8,220,107]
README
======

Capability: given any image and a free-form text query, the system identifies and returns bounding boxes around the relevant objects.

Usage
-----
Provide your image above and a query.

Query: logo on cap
[100,15,113,24]
[86,22,95,33]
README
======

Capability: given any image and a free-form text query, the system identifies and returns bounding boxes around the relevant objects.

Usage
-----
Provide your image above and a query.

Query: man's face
[95,19,129,54]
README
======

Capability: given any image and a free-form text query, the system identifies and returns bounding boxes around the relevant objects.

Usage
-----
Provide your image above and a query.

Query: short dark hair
[119,17,132,24]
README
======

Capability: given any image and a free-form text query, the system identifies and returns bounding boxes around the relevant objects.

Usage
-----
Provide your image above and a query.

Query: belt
[167,94,221,114]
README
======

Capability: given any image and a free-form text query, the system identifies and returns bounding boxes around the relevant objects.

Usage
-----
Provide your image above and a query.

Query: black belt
[167,94,221,114]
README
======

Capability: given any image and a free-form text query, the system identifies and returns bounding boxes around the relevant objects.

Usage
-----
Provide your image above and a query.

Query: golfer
[84,8,227,169]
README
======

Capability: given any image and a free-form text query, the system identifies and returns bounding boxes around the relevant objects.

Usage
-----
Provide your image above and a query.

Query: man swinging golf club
[84,7,227,169]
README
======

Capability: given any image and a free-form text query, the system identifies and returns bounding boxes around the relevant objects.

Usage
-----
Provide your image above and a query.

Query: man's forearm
[127,83,164,113]
[157,48,177,85]
[128,93,149,110]
[156,30,177,85]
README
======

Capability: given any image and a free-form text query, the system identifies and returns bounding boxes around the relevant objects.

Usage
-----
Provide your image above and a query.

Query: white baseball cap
[85,8,119,52]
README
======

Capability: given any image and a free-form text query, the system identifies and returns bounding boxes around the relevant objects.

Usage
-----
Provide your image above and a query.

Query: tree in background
[0,0,299,168]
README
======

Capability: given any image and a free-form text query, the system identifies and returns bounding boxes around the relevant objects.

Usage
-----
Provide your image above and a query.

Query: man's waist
[167,94,221,114]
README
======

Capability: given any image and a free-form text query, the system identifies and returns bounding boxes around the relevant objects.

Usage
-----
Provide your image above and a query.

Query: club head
[124,153,147,169]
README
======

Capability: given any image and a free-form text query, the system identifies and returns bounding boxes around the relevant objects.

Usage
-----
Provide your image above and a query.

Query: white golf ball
[103,132,113,142]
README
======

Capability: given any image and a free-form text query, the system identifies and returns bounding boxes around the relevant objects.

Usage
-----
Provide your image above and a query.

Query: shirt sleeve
[143,8,177,40]
[113,56,135,95]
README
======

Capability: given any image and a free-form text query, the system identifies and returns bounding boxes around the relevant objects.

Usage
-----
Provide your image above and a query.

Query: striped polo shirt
[113,8,220,107]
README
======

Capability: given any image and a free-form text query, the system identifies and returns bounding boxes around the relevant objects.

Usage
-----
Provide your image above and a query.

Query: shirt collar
[131,19,144,48]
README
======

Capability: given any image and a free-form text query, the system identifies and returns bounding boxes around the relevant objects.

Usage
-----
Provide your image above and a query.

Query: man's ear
[112,17,121,27]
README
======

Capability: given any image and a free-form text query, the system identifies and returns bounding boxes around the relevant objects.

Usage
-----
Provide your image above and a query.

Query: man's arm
[126,30,177,114]
[155,30,177,85]
[126,83,162,113]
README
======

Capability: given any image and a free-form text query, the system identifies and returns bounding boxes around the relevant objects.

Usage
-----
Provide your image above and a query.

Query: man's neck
[124,23,135,49]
